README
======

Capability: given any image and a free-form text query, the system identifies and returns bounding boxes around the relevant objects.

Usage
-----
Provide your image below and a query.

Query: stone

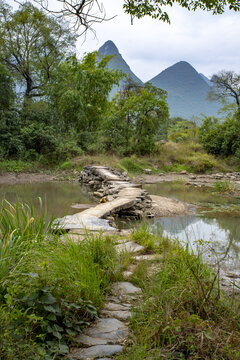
[133,254,163,262]
[76,334,108,346]
[144,168,152,174]
[70,345,123,359]
[111,282,142,297]
[115,241,144,254]
[84,318,126,335]
[104,302,130,310]
[100,309,131,320]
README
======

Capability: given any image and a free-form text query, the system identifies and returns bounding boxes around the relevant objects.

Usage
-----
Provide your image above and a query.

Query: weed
[212,180,235,193]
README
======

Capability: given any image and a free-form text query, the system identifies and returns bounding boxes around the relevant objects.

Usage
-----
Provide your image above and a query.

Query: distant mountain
[98,41,220,119]
[98,40,143,98]
[199,73,212,87]
[148,61,220,119]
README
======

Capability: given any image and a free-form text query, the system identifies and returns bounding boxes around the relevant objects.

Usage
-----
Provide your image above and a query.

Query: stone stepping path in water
[68,282,142,360]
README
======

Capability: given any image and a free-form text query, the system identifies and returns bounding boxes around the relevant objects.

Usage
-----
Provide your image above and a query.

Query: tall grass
[117,232,240,360]
[0,198,52,281]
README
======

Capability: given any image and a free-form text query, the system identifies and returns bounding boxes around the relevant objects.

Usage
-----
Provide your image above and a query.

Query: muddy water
[144,182,240,272]
[0,182,95,220]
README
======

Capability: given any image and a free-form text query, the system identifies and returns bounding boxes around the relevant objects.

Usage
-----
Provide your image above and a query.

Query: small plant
[131,224,156,252]
[212,180,235,193]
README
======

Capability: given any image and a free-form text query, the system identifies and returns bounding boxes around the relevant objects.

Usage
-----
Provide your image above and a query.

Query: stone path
[68,281,142,360]
[57,166,153,232]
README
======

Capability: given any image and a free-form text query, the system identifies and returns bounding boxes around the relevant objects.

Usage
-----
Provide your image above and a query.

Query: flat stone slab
[115,241,144,254]
[70,345,123,359]
[76,334,108,346]
[111,282,142,297]
[100,309,131,321]
[104,303,131,311]
[85,318,126,335]
[134,254,163,262]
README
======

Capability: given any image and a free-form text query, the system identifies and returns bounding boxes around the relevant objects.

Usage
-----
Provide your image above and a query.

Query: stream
[0,180,239,273]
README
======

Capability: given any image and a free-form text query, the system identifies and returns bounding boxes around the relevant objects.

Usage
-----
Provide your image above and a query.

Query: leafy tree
[168,120,198,143]
[199,113,240,157]
[25,0,240,31]
[0,1,76,100]
[208,71,240,115]
[48,52,122,149]
[105,82,169,155]
[0,63,15,111]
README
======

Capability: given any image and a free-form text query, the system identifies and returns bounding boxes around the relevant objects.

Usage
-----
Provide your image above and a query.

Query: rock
[144,168,152,174]
[111,282,142,297]
[100,309,131,320]
[70,345,123,359]
[115,241,144,254]
[84,318,126,336]
[104,303,131,311]
[94,191,103,198]
[180,170,187,174]
[133,254,163,262]
[76,334,108,346]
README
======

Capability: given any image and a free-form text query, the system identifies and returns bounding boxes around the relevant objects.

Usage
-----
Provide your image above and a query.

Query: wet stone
[100,309,131,321]
[111,282,142,297]
[115,241,144,254]
[104,302,131,311]
[70,345,123,359]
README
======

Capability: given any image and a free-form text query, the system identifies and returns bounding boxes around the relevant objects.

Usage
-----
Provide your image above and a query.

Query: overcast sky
[76,0,240,82]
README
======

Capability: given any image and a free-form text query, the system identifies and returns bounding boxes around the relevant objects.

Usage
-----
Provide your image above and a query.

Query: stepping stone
[104,302,131,311]
[70,344,123,359]
[76,334,108,346]
[111,282,142,297]
[77,318,129,345]
[85,318,126,336]
[100,309,131,321]
[133,254,163,262]
[122,270,133,279]
[115,238,129,244]
[115,241,144,254]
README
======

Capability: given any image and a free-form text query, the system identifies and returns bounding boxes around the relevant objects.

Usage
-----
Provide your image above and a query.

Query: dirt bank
[133,172,240,191]
[0,172,57,185]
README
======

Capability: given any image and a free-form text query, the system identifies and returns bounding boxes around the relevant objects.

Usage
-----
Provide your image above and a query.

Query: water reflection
[0,182,95,220]
[144,182,240,271]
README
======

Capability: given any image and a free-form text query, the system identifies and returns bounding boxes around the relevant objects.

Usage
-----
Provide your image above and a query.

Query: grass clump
[117,232,240,360]
[212,180,235,193]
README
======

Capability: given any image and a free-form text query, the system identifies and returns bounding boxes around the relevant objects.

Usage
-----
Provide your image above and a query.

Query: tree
[0,63,15,111]
[48,52,122,149]
[25,0,240,32]
[208,71,240,115]
[0,1,76,100]
[104,82,169,155]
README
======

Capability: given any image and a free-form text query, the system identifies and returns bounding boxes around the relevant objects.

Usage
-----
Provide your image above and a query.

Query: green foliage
[117,234,240,359]
[105,83,169,155]
[123,0,240,24]
[0,198,120,358]
[199,114,240,158]
[0,63,15,111]
[0,1,76,99]
[48,53,121,147]
[212,180,235,193]
[168,120,198,142]
[0,198,52,282]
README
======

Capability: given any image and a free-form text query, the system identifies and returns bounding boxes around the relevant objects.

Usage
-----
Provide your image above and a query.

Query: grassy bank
[1,199,240,359]
[0,199,125,359]
[116,226,240,360]
[0,142,235,177]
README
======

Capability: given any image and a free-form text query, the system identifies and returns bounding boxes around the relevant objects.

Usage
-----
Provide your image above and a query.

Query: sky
[74,0,240,82]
